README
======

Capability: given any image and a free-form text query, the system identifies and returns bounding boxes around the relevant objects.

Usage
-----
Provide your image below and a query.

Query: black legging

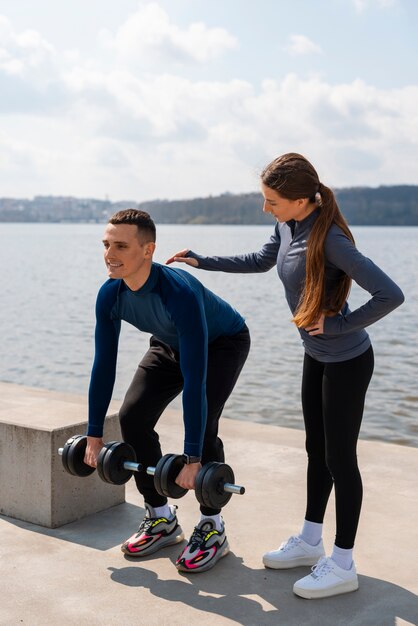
[119,325,250,516]
[301,345,374,549]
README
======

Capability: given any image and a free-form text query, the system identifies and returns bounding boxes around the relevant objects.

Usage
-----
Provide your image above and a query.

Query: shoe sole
[293,578,359,599]
[176,540,230,573]
[263,554,324,569]
[121,530,185,557]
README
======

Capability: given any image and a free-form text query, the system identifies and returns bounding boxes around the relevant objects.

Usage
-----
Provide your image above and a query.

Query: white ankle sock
[331,544,353,570]
[199,513,222,531]
[299,519,323,546]
[153,504,172,519]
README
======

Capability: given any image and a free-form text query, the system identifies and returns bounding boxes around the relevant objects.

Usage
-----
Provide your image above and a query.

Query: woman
[166,153,404,599]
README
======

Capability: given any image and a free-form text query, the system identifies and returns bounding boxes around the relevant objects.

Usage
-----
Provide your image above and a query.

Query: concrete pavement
[0,383,417,626]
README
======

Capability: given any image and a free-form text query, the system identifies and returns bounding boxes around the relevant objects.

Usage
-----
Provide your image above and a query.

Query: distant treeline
[139,186,418,226]
[1,185,417,225]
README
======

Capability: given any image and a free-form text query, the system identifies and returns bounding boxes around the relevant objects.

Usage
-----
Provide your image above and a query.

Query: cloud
[352,0,398,13]
[0,13,67,115]
[99,2,238,64]
[63,66,253,139]
[4,67,417,197]
[0,5,417,198]
[0,15,55,77]
[285,34,322,56]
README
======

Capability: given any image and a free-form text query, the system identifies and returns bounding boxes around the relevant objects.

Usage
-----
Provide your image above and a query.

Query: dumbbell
[96,440,245,508]
[58,436,245,508]
[97,441,188,499]
[58,436,186,497]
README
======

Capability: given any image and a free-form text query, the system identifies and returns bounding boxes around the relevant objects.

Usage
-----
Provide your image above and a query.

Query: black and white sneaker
[176,518,230,573]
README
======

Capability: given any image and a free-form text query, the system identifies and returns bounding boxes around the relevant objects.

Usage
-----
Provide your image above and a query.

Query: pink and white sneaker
[121,504,184,557]
[176,518,229,573]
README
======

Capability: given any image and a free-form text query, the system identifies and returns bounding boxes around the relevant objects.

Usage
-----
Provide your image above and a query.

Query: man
[85,209,250,573]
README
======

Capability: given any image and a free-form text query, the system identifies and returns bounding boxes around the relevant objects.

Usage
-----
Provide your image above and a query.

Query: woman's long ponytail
[292,184,354,328]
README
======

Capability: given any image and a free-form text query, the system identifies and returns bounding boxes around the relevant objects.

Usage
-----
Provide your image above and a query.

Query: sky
[0,0,417,202]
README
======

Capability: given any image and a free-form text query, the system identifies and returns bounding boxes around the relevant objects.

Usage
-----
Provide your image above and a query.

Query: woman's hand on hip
[305,313,325,336]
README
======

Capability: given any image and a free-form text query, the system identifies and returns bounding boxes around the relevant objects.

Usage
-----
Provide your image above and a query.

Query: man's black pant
[119,325,250,515]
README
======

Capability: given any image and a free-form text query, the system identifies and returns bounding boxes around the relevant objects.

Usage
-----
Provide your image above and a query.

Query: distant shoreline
[1,185,418,226]
[1,220,417,227]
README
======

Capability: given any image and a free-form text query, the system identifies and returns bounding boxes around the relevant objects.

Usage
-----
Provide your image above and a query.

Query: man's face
[102,223,155,286]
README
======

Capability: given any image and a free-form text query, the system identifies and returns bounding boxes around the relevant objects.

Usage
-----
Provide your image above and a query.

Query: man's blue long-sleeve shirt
[88,262,245,455]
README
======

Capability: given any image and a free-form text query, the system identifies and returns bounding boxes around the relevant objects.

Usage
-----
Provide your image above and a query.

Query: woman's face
[261,183,311,222]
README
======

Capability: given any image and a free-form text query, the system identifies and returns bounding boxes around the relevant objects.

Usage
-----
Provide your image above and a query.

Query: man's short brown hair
[109,209,156,242]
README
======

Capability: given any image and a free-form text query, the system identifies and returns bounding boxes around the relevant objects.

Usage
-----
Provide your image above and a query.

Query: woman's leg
[292,347,375,598]
[322,346,374,549]
[302,352,334,524]
[262,352,329,570]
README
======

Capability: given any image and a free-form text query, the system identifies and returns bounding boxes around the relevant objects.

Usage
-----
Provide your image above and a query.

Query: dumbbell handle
[223,483,245,495]
[116,464,245,493]
[58,449,244,494]
[79,461,161,476]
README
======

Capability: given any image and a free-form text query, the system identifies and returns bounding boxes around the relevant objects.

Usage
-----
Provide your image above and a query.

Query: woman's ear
[298,197,310,210]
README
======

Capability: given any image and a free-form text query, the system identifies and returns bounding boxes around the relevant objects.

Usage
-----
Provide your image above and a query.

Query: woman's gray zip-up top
[186,210,404,362]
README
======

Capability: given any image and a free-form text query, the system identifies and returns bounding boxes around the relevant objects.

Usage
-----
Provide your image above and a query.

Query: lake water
[1,223,417,447]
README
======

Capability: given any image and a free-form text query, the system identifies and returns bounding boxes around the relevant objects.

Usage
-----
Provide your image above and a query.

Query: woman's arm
[166,224,281,273]
[323,227,405,335]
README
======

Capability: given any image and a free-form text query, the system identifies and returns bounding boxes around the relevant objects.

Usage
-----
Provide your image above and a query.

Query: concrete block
[0,384,125,528]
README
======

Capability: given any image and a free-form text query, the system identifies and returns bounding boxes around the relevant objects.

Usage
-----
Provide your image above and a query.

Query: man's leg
[119,337,185,557]
[176,325,250,573]
[202,324,251,472]
[119,337,183,506]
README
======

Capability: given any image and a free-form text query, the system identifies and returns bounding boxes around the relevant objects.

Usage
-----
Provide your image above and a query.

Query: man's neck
[123,263,153,292]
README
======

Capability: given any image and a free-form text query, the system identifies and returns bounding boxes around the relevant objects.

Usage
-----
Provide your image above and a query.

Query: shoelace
[136,516,156,535]
[280,535,300,552]
[189,526,207,549]
[311,557,333,579]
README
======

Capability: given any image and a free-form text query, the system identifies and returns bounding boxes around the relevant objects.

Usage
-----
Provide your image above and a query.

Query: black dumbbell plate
[96,441,119,483]
[63,435,95,477]
[154,454,188,499]
[195,462,234,509]
[98,441,136,485]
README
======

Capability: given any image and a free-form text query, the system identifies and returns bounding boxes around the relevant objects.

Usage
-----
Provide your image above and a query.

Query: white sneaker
[263,535,325,569]
[293,556,359,599]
